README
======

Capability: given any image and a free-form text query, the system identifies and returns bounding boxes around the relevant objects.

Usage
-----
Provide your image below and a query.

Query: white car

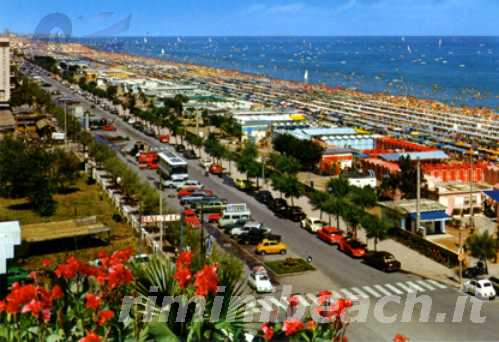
[200,159,212,170]
[248,266,273,293]
[230,221,271,237]
[300,217,327,233]
[163,178,185,188]
[175,179,204,191]
[464,279,496,300]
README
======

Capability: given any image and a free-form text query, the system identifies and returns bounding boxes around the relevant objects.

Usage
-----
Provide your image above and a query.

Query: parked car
[247,266,274,293]
[268,198,288,215]
[280,206,306,222]
[200,159,212,170]
[463,262,487,279]
[164,178,185,189]
[180,195,218,207]
[238,229,281,245]
[183,149,197,160]
[207,213,222,223]
[463,279,496,300]
[230,221,271,238]
[489,276,499,293]
[159,135,170,143]
[209,164,223,175]
[338,238,367,258]
[175,179,204,191]
[192,198,227,213]
[174,144,186,153]
[363,251,401,272]
[254,190,274,205]
[256,239,288,255]
[316,226,344,244]
[301,217,327,233]
[234,178,255,192]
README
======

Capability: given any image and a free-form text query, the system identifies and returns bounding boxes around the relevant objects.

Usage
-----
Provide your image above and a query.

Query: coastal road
[26,63,499,342]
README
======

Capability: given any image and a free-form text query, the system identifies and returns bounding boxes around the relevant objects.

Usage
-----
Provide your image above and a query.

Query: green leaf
[147,322,180,342]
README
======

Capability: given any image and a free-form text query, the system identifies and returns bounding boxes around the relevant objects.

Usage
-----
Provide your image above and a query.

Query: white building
[348,175,377,188]
[0,38,10,105]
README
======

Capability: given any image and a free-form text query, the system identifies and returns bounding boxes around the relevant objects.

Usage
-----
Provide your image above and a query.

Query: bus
[158,150,189,185]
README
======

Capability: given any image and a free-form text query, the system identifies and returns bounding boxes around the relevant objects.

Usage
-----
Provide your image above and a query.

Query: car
[175,179,204,191]
[256,239,288,255]
[247,266,274,293]
[180,195,218,207]
[209,164,223,175]
[183,209,201,227]
[254,190,274,205]
[363,251,401,272]
[177,188,195,198]
[316,226,344,244]
[301,217,327,233]
[463,279,496,300]
[462,262,487,279]
[159,135,170,143]
[338,238,367,258]
[230,221,271,237]
[183,149,197,160]
[200,159,212,170]
[268,198,288,215]
[178,189,213,199]
[234,178,255,192]
[163,178,185,189]
[174,144,186,153]
[280,206,306,222]
[207,213,222,223]
[192,198,227,213]
[238,229,281,245]
[489,277,499,293]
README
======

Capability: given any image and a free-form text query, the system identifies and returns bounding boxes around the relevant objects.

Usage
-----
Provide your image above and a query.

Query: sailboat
[160,48,165,56]
[304,70,309,83]
[177,37,182,43]
[438,38,443,48]
[143,37,148,44]
[208,37,212,43]
[401,36,406,42]
[407,45,412,54]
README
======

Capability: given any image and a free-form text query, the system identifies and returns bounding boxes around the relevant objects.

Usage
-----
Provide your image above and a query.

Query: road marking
[351,287,370,299]
[396,282,416,293]
[294,294,311,307]
[427,280,447,289]
[305,293,319,305]
[268,297,288,310]
[339,288,359,300]
[406,281,425,292]
[384,283,404,295]
[374,284,394,297]
[416,280,436,291]
[362,286,382,298]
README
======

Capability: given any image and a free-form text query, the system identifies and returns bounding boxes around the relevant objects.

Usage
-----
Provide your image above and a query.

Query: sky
[0,0,498,36]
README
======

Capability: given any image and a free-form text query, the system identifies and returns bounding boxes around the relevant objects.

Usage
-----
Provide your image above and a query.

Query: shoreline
[27,38,498,120]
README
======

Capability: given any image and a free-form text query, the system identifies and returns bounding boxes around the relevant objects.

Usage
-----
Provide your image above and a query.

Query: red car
[159,135,170,143]
[207,213,221,223]
[102,124,116,131]
[338,238,367,258]
[177,188,194,198]
[183,209,201,227]
[316,226,344,245]
[209,164,223,175]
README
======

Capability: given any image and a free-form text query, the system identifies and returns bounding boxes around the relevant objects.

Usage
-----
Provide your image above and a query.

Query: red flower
[177,251,192,267]
[0,300,5,312]
[173,264,192,289]
[54,256,81,279]
[288,294,299,307]
[85,293,101,310]
[42,258,53,267]
[110,247,134,265]
[194,264,219,296]
[22,299,43,317]
[317,290,333,305]
[80,331,101,342]
[107,263,133,289]
[283,319,304,336]
[394,334,408,342]
[334,337,348,342]
[305,319,316,330]
[261,322,274,341]
[50,285,64,300]
[3,284,39,314]
[97,309,114,326]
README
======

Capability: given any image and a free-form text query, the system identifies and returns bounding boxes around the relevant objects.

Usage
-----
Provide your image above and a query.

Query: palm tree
[343,205,363,239]
[466,231,498,273]
[362,214,390,251]
[309,191,328,220]
[322,196,346,229]
[327,176,351,198]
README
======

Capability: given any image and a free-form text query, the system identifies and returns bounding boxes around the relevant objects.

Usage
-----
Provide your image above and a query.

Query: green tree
[343,205,363,239]
[327,176,351,198]
[466,231,498,273]
[362,214,390,251]
[268,153,301,175]
[275,175,304,206]
[50,148,81,192]
[350,185,378,209]
[322,196,347,229]
[309,191,329,221]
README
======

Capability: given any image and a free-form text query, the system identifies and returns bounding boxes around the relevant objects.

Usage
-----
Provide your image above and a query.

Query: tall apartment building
[0,38,10,105]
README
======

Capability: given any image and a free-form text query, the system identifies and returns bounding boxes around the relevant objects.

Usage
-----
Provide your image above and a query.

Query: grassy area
[265,257,315,275]
[0,177,144,269]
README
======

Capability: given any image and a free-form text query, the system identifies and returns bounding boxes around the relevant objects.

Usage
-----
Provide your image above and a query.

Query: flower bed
[265,258,316,276]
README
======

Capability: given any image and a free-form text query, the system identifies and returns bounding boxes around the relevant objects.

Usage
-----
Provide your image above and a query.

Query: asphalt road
[26,63,499,341]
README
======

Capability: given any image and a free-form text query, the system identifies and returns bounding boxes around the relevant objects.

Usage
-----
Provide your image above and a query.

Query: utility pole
[416,157,421,234]
[468,146,475,229]
[64,101,68,146]
[458,226,464,288]
[159,181,164,253]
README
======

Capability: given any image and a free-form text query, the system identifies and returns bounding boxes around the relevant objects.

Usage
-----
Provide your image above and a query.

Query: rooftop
[379,150,449,162]
[379,199,447,214]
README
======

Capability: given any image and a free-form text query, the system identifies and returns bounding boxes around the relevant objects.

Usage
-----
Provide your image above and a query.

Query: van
[219,203,251,229]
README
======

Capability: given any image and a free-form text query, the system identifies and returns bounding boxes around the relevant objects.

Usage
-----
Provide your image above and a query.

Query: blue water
[75,36,499,109]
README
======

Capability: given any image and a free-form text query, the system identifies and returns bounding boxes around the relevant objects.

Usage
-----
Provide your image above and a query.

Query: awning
[484,190,499,202]
[409,211,451,221]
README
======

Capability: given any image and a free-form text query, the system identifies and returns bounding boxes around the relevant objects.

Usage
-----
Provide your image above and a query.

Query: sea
[74,36,499,110]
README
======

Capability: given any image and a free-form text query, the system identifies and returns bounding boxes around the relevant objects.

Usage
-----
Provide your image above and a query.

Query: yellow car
[256,239,288,255]
[234,178,254,191]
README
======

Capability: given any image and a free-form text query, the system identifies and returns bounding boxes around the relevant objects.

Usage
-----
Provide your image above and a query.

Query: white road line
[351,287,370,299]
[427,280,447,289]
[294,294,311,307]
[305,293,319,305]
[406,281,426,292]
[362,286,382,298]
[339,288,359,300]
[416,280,436,291]
[384,283,404,295]
[268,297,288,310]
[396,282,416,293]
[374,284,394,297]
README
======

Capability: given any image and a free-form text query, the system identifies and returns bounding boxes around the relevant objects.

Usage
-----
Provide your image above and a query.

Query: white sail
[143,37,148,44]
[161,48,165,55]
[304,69,309,83]
[407,45,412,54]
[438,38,443,48]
